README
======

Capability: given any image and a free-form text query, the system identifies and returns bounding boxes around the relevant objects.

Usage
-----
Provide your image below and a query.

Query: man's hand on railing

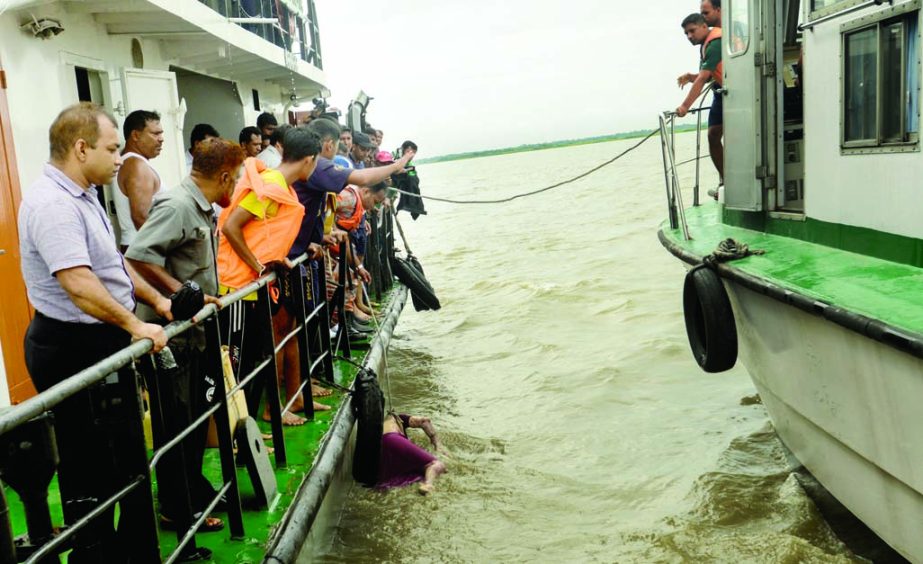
[130,320,168,352]
[154,295,173,322]
[307,243,324,260]
[675,105,689,118]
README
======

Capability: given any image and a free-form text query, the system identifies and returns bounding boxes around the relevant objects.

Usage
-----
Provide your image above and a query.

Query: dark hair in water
[281,127,322,162]
[307,117,341,144]
[682,13,706,27]
[190,123,219,148]
[123,110,160,141]
[239,126,261,144]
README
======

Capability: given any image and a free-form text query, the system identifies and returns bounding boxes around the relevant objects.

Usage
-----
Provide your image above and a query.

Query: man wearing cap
[348,131,376,170]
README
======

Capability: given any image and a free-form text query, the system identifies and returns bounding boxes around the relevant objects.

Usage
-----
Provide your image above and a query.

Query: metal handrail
[799,0,894,31]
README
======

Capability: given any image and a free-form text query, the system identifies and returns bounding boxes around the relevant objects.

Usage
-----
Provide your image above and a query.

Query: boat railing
[0,210,396,562]
[200,0,324,69]
[658,85,717,241]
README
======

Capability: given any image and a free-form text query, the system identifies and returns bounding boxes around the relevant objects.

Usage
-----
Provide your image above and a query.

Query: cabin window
[842,11,920,150]
[728,0,751,56]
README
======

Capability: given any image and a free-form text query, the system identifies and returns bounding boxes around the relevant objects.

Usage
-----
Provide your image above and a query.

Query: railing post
[111,365,160,562]
[203,316,244,538]
[254,284,287,467]
[312,257,335,383]
[332,244,352,358]
[659,114,678,230]
[289,266,315,421]
[138,353,198,554]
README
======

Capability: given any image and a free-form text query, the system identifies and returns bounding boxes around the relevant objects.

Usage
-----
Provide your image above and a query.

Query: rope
[391,129,659,205]
[702,238,766,268]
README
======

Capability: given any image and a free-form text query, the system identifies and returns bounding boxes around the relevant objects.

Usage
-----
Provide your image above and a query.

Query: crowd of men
[17,101,421,560]
[676,0,724,187]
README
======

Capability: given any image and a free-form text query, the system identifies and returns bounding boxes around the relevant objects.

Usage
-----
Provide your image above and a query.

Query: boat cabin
[722,0,923,262]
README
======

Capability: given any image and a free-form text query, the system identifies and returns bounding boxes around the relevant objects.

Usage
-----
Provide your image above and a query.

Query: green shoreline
[418,125,698,164]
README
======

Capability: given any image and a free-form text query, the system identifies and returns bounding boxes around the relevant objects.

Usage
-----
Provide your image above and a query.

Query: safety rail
[200,0,324,69]
[658,86,716,240]
[0,209,398,562]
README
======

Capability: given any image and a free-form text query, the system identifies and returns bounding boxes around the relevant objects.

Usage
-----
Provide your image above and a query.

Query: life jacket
[216,157,305,289]
[335,185,365,232]
[701,27,724,87]
[323,193,338,235]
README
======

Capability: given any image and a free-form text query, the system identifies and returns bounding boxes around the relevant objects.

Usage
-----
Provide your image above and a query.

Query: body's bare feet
[418,483,435,496]
[314,401,332,411]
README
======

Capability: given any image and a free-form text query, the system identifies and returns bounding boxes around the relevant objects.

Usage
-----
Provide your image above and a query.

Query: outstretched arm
[347,151,415,187]
[676,70,713,117]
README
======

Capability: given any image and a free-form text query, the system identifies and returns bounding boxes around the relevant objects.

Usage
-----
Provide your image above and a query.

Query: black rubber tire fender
[682,266,738,373]
[406,255,438,312]
[390,256,441,311]
[352,369,384,486]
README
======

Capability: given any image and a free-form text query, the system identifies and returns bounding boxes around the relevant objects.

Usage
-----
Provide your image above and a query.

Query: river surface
[318,135,903,563]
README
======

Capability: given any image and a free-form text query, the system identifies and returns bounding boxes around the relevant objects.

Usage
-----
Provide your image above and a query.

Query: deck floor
[662,203,923,336]
[5,321,379,563]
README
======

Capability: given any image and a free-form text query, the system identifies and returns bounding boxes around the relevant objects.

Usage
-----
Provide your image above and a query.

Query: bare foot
[263,411,306,426]
[314,401,332,411]
[312,383,332,397]
[418,483,435,496]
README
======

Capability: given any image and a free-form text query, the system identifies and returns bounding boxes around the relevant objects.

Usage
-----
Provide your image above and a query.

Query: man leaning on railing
[126,137,247,536]
[18,102,171,562]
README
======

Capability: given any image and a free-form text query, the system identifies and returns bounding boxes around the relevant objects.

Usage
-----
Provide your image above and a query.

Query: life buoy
[352,368,384,486]
[682,266,737,372]
[390,256,441,311]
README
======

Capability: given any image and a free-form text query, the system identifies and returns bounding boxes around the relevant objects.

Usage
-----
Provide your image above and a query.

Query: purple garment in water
[376,432,437,490]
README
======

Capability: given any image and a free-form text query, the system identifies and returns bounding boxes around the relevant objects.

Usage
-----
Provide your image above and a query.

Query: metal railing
[0,215,398,562]
[658,86,717,240]
[202,0,324,69]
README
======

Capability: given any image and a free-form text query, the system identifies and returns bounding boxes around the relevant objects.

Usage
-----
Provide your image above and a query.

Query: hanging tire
[683,266,737,373]
[391,256,441,311]
[406,255,438,312]
[352,368,384,486]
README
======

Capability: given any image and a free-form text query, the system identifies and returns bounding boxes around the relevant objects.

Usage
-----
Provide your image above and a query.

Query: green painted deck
[661,202,923,336]
[4,325,378,563]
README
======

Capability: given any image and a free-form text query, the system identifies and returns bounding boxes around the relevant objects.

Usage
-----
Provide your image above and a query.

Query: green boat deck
[4,326,376,563]
[661,202,923,338]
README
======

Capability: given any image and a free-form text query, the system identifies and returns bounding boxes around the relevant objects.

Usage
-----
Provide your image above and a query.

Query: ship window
[842,12,921,150]
[728,0,750,56]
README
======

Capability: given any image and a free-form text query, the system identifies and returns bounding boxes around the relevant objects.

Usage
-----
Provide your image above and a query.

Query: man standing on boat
[126,137,246,535]
[19,102,171,562]
[115,109,164,250]
[676,1,724,183]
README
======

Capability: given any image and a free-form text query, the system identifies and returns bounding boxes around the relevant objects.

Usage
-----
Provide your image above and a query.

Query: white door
[121,68,186,191]
[723,0,769,211]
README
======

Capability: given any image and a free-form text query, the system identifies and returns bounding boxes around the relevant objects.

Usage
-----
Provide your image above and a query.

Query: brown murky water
[318,136,904,563]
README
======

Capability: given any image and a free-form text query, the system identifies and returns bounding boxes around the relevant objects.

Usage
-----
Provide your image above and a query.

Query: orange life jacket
[216,157,305,289]
[335,185,365,232]
[702,27,724,87]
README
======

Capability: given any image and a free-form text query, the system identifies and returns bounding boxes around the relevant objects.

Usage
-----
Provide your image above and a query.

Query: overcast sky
[314,0,704,158]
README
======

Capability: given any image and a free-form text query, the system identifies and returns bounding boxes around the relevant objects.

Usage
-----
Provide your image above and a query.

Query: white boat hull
[725,280,923,562]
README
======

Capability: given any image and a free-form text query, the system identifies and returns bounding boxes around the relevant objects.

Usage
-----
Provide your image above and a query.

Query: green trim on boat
[723,209,923,269]
[663,203,923,337]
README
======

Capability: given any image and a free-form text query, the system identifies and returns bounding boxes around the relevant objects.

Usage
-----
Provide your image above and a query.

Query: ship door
[0,67,36,405]
[723,0,779,211]
[120,69,187,193]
